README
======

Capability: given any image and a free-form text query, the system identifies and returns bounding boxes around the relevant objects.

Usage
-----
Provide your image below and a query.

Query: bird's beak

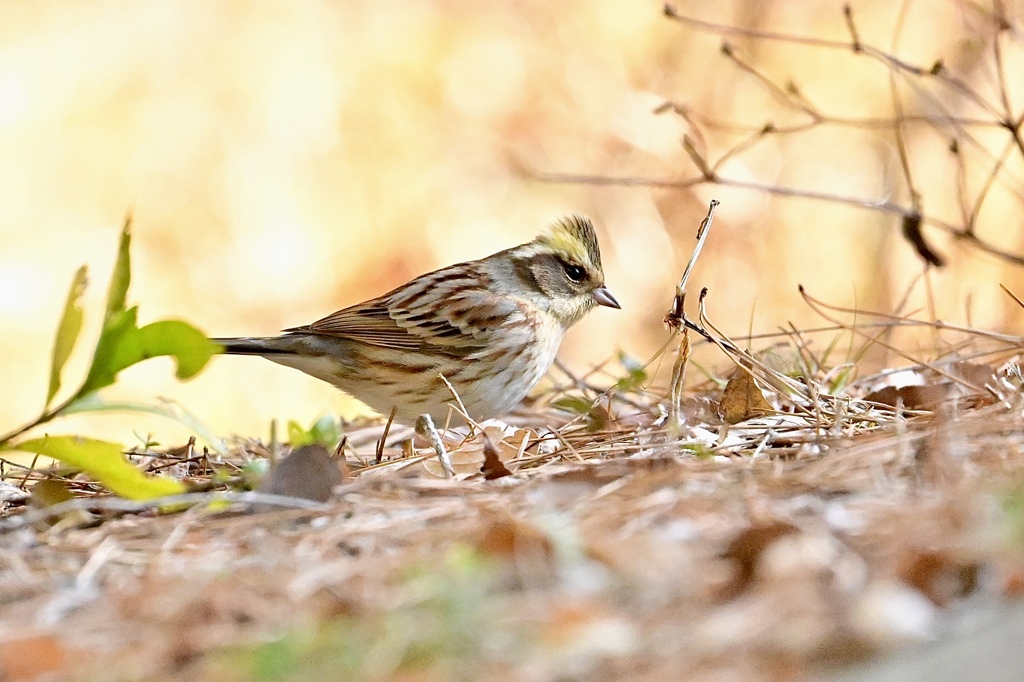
[593,287,621,309]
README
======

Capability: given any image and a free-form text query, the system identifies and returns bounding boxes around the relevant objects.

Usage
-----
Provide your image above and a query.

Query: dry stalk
[541,3,1024,266]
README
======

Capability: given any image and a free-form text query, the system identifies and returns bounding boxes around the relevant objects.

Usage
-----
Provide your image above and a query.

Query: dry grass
[3,309,1024,681]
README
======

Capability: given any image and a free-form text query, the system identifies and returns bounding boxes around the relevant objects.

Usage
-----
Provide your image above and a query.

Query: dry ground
[3,332,1024,682]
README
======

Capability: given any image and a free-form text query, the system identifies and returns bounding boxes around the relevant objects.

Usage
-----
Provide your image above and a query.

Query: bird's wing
[288,263,525,356]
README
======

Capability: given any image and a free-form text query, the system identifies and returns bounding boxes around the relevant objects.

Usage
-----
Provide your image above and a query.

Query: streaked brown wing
[286,262,523,355]
[290,302,427,350]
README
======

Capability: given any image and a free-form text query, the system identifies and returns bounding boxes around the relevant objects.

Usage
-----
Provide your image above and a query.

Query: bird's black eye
[563,263,587,282]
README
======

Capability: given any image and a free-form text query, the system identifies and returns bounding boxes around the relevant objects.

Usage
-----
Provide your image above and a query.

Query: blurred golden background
[2,0,1023,444]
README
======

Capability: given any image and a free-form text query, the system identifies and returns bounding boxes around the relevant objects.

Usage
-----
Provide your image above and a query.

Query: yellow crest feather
[536,215,603,270]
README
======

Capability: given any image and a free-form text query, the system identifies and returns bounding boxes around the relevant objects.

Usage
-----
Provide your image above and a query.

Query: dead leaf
[475,517,557,586]
[720,369,773,424]
[896,549,979,606]
[29,479,94,529]
[420,442,489,478]
[719,521,799,599]
[421,426,524,478]
[259,445,345,502]
[998,559,1024,598]
[0,634,66,680]
[864,361,996,412]
[946,360,997,390]
[901,211,945,267]
[29,479,75,507]
[540,601,636,658]
[864,384,953,411]
[481,436,513,480]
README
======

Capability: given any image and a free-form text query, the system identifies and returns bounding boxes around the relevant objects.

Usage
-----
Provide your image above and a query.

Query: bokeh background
[2,0,1023,444]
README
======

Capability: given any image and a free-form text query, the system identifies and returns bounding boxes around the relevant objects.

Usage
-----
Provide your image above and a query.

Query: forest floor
[3,328,1024,682]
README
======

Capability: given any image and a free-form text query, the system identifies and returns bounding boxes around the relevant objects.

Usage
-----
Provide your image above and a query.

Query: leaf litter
[1,305,1024,681]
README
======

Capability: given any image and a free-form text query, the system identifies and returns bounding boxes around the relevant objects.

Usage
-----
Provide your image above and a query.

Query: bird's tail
[211,337,292,355]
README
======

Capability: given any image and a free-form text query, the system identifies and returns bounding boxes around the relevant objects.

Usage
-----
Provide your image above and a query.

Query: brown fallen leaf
[720,368,773,424]
[0,633,66,680]
[864,384,953,411]
[946,360,997,390]
[259,444,345,503]
[421,425,524,478]
[29,479,94,529]
[481,436,513,480]
[997,558,1024,599]
[718,521,799,599]
[864,361,997,412]
[475,517,557,586]
[896,549,979,607]
[29,479,75,507]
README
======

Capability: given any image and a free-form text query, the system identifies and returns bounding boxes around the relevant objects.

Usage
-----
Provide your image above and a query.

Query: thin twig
[0,491,331,533]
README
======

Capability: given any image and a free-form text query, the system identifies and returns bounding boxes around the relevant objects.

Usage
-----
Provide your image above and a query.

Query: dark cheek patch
[513,258,539,290]
[532,265,561,295]
[522,253,591,299]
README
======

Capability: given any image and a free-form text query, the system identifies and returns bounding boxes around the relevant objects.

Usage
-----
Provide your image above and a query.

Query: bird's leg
[415,414,454,478]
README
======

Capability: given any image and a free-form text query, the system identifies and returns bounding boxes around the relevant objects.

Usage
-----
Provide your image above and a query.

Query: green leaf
[681,442,715,459]
[288,414,342,448]
[135,320,221,379]
[309,414,342,445]
[552,395,595,416]
[61,394,227,455]
[104,216,132,326]
[615,352,649,392]
[79,307,139,395]
[286,420,307,446]
[47,266,88,406]
[79,308,219,396]
[5,436,185,500]
[553,395,608,432]
[240,458,270,489]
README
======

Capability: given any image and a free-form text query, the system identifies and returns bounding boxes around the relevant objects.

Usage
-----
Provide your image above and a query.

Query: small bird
[214,216,619,425]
